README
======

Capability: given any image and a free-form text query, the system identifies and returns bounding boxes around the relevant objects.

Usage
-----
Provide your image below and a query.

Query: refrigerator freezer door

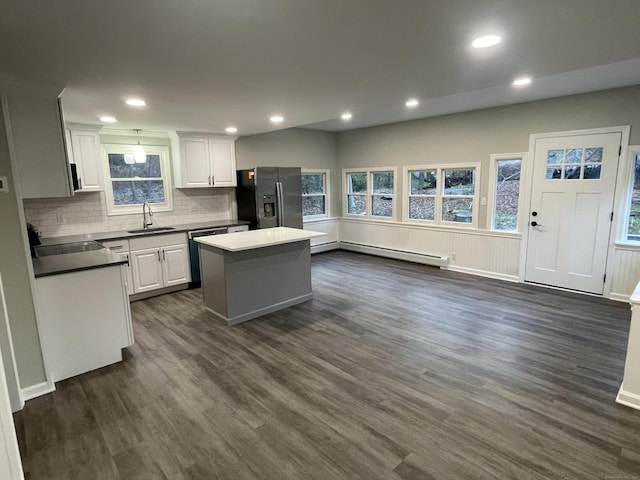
[255,167,279,229]
[277,167,303,228]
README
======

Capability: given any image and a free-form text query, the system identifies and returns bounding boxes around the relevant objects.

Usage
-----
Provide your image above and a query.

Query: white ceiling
[1,0,639,136]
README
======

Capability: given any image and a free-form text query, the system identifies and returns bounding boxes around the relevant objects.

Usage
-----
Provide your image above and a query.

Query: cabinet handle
[211,175,214,185]
[208,175,211,185]
[157,250,161,261]
[78,177,82,190]
[162,249,166,261]
[125,254,130,266]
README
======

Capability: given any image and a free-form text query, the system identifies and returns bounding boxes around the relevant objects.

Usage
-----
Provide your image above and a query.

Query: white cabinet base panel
[36,265,133,383]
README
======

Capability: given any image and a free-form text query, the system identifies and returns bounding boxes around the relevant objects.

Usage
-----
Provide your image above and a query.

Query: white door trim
[518,125,631,298]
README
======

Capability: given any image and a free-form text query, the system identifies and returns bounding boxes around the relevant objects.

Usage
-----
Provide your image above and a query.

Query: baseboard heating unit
[339,242,449,268]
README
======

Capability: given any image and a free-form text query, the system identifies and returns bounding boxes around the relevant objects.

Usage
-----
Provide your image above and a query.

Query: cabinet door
[115,252,134,296]
[130,248,163,293]
[228,225,248,233]
[3,92,72,198]
[180,137,211,187]
[209,140,237,187]
[161,244,191,286]
[70,130,103,191]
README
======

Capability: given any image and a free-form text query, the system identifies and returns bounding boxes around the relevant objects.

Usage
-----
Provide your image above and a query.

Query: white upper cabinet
[170,131,237,188]
[0,78,73,198]
[67,124,103,192]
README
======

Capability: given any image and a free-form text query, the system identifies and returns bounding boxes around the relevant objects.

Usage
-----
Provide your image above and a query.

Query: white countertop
[195,227,326,252]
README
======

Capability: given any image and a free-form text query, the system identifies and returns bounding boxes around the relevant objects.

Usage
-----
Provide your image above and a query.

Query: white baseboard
[609,292,630,303]
[445,265,519,283]
[617,384,640,411]
[311,242,340,254]
[20,380,55,403]
[339,242,449,268]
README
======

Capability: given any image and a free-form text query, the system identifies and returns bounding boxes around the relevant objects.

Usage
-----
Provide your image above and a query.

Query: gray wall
[235,128,339,217]
[0,104,46,388]
[337,85,640,226]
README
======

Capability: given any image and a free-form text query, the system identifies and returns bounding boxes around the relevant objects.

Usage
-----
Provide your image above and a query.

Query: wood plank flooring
[14,251,640,479]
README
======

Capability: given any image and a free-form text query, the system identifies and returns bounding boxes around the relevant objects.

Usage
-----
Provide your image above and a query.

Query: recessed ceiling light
[126,98,146,107]
[405,98,419,108]
[270,115,284,123]
[472,35,501,49]
[99,116,117,123]
[341,112,352,121]
[513,76,532,87]
[225,126,238,134]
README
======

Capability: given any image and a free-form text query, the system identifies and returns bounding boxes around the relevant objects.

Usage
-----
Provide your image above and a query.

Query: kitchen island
[195,227,325,325]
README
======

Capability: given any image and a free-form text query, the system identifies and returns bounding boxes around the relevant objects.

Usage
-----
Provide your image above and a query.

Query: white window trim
[102,144,173,216]
[620,145,640,245]
[486,152,527,232]
[302,168,330,220]
[343,167,397,220]
[402,162,481,228]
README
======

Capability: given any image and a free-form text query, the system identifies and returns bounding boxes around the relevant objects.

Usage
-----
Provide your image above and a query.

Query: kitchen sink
[126,227,176,234]
[36,240,105,256]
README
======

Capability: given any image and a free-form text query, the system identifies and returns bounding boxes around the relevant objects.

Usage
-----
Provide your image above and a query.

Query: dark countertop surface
[39,219,251,246]
[35,219,250,277]
[33,249,127,278]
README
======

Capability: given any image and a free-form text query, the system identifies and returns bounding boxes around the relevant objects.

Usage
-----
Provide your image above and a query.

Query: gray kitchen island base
[200,239,313,325]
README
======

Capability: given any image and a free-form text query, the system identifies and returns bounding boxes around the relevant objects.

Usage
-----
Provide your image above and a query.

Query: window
[404,163,480,226]
[344,168,396,219]
[488,153,525,232]
[626,149,640,242]
[102,144,173,216]
[301,170,329,219]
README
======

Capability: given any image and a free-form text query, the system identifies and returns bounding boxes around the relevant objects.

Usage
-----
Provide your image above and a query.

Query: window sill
[614,241,640,250]
[303,216,335,224]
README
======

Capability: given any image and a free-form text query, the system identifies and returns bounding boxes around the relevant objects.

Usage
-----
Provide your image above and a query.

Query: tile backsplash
[24,188,236,238]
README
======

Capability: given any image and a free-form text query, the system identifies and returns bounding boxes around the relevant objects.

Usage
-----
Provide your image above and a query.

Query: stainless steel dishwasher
[187,227,228,287]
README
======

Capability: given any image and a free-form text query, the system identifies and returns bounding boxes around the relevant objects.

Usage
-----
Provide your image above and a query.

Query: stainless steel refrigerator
[236,167,303,229]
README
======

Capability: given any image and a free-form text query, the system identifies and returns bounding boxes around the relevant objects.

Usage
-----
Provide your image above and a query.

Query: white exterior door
[525,132,622,294]
[161,244,191,286]
[130,248,163,293]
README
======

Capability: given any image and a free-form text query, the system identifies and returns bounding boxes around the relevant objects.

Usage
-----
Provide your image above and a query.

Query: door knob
[531,221,541,227]
[531,211,538,217]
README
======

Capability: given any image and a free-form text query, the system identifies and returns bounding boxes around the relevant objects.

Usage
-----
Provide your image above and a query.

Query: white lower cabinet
[36,265,133,383]
[100,239,134,295]
[129,233,191,294]
[228,225,249,233]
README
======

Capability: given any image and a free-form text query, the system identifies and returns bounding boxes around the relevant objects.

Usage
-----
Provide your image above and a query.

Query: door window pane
[494,159,521,231]
[583,165,601,180]
[564,166,581,180]
[565,148,583,164]
[547,150,564,165]
[585,148,603,163]
[546,167,562,180]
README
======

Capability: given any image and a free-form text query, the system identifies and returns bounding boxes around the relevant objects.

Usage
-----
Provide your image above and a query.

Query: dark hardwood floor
[14,251,640,479]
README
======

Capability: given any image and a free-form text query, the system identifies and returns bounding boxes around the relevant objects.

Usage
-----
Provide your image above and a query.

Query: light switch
[480,196,487,206]
[0,176,8,193]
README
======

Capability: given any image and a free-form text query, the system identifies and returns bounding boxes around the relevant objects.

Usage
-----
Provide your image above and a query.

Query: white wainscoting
[339,218,522,281]
[609,244,640,301]
[304,218,340,253]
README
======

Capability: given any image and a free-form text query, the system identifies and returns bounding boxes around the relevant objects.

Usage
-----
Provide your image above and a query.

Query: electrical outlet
[56,213,65,224]
[451,252,456,261]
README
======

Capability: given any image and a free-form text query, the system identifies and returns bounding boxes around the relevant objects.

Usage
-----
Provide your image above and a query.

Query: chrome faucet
[142,202,153,229]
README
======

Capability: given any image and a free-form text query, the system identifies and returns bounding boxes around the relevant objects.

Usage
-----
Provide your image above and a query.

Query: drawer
[129,232,188,250]
[100,239,130,251]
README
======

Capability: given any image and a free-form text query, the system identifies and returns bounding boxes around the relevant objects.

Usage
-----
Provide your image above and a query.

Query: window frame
[301,168,330,221]
[343,167,397,220]
[622,146,640,244]
[102,144,173,216]
[402,162,481,228]
[486,153,526,233]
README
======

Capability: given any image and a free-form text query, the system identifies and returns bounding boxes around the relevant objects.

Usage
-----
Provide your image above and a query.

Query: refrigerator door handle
[276,181,284,227]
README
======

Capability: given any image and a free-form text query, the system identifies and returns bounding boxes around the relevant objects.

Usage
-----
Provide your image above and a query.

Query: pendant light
[134,129,146,163]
